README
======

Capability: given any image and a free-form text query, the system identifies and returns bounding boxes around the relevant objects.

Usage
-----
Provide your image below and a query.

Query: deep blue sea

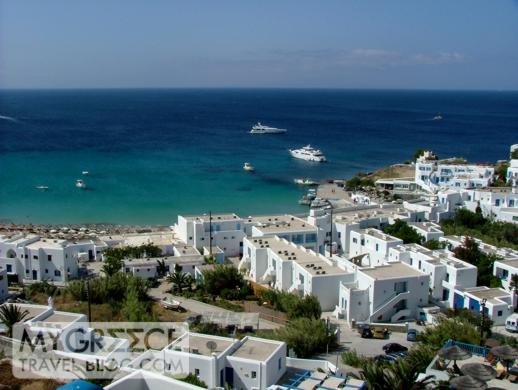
[1,89,517,225]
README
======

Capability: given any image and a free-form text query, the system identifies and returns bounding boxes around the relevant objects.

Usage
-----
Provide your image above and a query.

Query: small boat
[35,185,49,191]
[298,196,311,205]
[290,145,326,162]
[294,178,318,186]
[243,162,255,172]
[82,171,89,175]
[250,122,287,134]
[76,179,87,189]
[310,197,328,209]
[432,113,443,121]
[160,297,181,310]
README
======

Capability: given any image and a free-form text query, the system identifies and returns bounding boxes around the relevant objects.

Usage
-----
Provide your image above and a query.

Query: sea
[1,89,517,225]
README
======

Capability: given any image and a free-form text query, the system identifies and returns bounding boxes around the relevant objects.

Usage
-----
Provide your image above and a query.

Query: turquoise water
[1,89,517,224]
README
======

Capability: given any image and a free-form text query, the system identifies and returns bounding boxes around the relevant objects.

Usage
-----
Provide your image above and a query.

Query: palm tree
[0,304,30,337]
[156,259,168,278]
[167,265,188,294]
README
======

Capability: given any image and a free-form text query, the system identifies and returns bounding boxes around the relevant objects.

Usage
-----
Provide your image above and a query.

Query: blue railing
[444,339,489,357]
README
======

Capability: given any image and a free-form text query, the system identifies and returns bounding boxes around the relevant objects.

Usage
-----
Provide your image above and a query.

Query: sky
[1,0,518,90]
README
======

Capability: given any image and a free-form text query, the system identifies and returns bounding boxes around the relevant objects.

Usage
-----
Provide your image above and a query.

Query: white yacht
[289,145,326,162]
[76,179,87,189]
[82,170,89,175]
[35,185,49,191]
[250,122,287,134]
[432,113,443,121]
[243,162,255,172]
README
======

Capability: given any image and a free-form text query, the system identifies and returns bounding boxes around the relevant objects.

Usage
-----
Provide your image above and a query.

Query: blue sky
[1,0,517,89]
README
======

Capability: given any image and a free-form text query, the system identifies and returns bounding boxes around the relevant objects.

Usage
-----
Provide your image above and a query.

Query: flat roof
[408,222,443,233]
[174,245,200,256]
[0,303,49,321]
[41,311,82,324]
[182,213,241,222]
[363,228,401,242]
[465,288,509,304]
[334,206,408,223]
[361,262,425,279]
[251,215,316,233]
[26,238,67,249]
[249,236,347,276]
[169,333,235,357]
[497,258,518,269]
[231,337,282,361]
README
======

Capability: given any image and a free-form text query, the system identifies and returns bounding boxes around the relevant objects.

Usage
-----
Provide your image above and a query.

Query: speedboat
[289,145,326,162]
[432,113,443,121]
[310,197,329,208]
[250,122,287,134]
[82,171,89,175]
[298,196,311,205]
[35,185,49,191]
[243,162,255,172]
[160,297,181,310]
[76,179,87,189]
[293,178,318,185]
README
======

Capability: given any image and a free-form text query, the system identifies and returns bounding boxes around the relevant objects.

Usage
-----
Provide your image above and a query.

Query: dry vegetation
[364,164,415,180]
[0,360,61,390]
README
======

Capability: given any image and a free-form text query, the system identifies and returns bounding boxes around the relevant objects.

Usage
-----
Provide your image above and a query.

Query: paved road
[148,281,280,330]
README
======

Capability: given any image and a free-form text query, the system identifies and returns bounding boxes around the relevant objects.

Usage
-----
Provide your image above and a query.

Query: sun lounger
[321,377,345,388]
[311,371,327,380]
[298,378,323,390]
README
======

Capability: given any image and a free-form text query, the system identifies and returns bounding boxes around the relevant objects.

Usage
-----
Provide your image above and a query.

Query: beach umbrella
[461,363,496,382]
[450,375,487,390]
[439,345,472,361]
[490,345,518,361]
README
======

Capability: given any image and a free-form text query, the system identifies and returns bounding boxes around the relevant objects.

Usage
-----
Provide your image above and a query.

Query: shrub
[383,219,424,244]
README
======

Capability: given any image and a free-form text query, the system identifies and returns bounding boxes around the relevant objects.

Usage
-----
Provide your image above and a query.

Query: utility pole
[209,211,212,257]
[87,278,92,324]
[479,298,487,346]
[329,208,334,256]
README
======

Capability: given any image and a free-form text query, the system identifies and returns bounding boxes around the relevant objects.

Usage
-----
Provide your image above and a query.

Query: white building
[245,214,324,253]
[124,245,205,279]
[493,257,518,292]
[240,236,352,311]
[408,222,444,242]
[155,332,286,389]
[348,229,403,267]
[100,232,173,255]
[388,244,478,308]
[450,286,514,326]
[333,205,423,256]
[415,153,495,193]
[0,234,106,284]
[336,261,429,323]
[176,214,246,257]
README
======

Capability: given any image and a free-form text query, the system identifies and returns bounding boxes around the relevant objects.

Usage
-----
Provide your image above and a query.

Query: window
[33,255,38,260]
[375,244,379,252]
[360,239,365,246]
[445,273,450,282]
[418,260,422,270]
[409,259,413,266]
[498,310,503,317]
[45,269,48,274]
[6,264,12,273]
[495,199,500,206]
[47,255,52,261]
[54,270,61,277]
[195,369,200,376]
[278,358,282,370]
[306,233,317,243]
[352,238,357,244]
[251,371,257,379]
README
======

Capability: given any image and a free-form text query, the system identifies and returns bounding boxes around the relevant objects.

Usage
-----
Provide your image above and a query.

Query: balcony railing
[444,339,489,357]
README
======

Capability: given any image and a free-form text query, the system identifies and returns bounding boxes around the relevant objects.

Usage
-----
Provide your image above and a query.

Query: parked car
[372,327,390,339]
[360,327,373,339]
[382,343,408,354]
[407,328,418,341]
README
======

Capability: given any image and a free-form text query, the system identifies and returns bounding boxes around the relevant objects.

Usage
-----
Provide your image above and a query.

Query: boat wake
[0,114,19,123]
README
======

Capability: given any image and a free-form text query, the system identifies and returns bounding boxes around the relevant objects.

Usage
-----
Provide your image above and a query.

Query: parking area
[339,325,416,357]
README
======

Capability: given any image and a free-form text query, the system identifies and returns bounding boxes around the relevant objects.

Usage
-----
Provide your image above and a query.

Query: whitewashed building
[493,257,518,292]
[348,229,403,267]
[388,244,478,308]
[240,236,352,310]
[335,261,429,323]
[0,234,105,283]
[408,222,444,242]
[176,214,246,257]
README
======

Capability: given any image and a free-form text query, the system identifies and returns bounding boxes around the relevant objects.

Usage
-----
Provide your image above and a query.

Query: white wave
[0,114,18,122]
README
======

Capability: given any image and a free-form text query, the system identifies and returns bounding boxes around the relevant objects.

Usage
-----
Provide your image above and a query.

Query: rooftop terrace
[361,262,425,279]
[231,337,282,361]
[168,333,235,357]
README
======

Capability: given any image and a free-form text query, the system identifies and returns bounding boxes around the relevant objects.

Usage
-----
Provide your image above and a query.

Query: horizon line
[0,86,517,93]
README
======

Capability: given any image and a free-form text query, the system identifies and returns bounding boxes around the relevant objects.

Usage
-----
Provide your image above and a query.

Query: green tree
[102,256,123,277]
[156,259,168,278]
[121,286,151,322]
[286,294,322,320]
[273,318,337,358]
[417,317,481,349]
[454,237,502,286]
[383,219,424,244]
[178,373,207,388]
[202,265,246,298]
[422,240,444,250]
[0,305,29,337]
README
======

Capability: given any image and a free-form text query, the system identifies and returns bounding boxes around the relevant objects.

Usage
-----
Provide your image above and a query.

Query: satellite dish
[206,341,217,353]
